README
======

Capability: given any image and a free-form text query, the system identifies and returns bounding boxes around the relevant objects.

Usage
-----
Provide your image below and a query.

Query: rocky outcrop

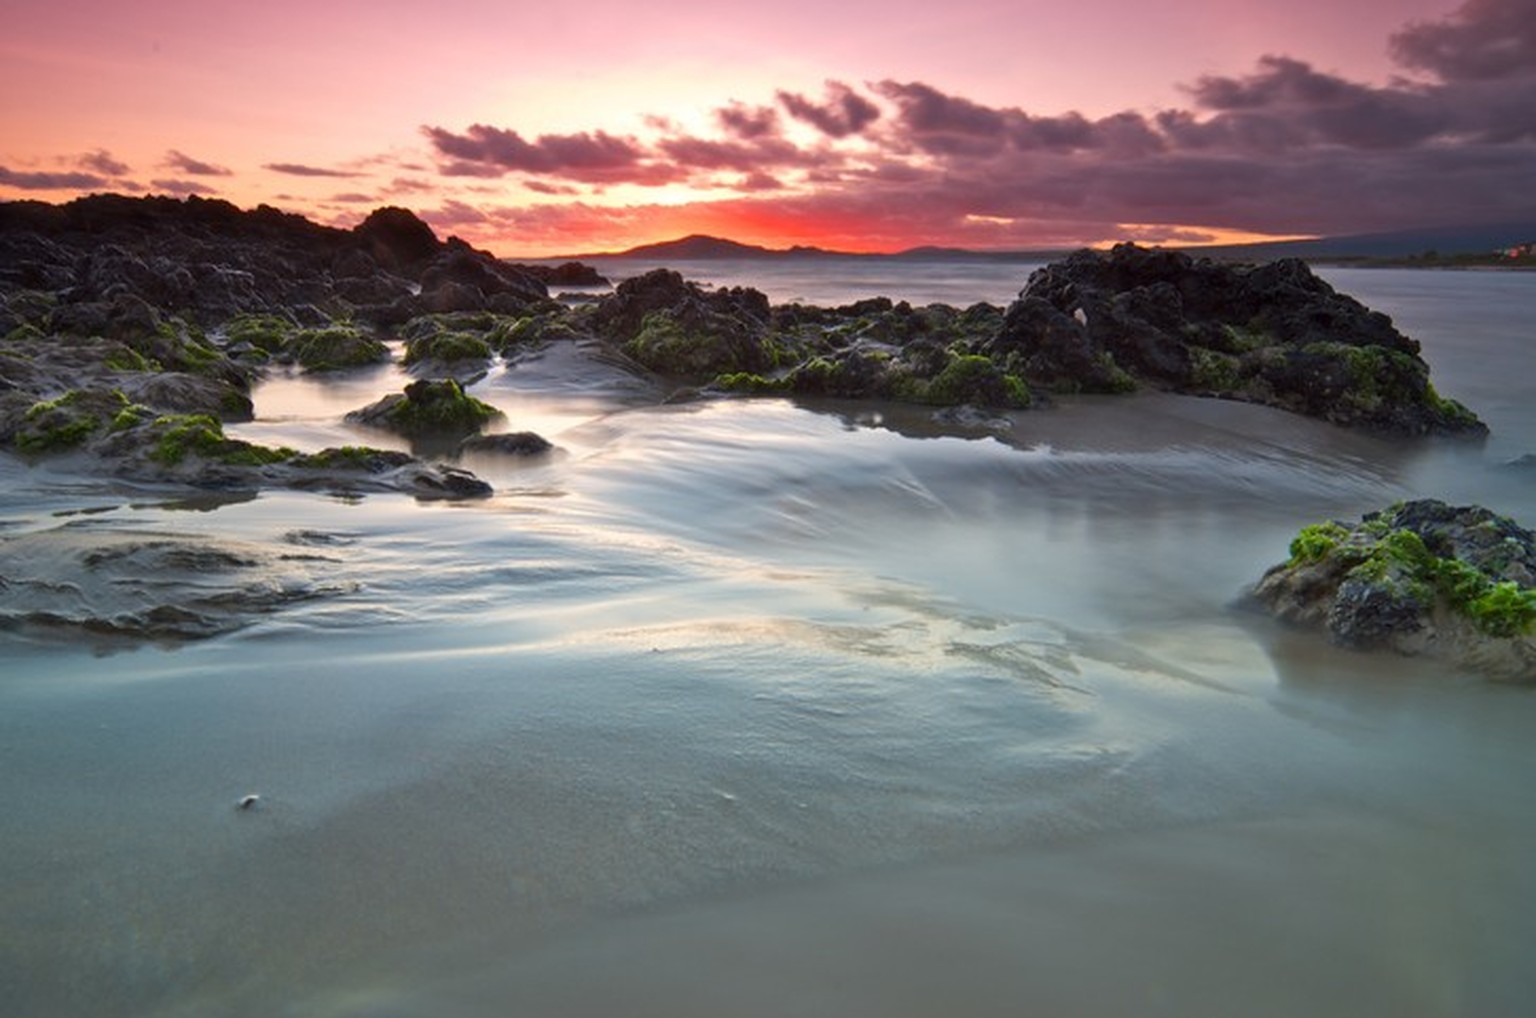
[984,244,1485,435]
[1253,500,1536,680]
[591,269,780,376]
[0,194,549,327]
[0,391,491,499]
[345,379,502,438]
[511,261,609,287]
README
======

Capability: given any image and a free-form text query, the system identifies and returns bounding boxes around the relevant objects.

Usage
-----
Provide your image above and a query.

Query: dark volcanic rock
[353,206,441,274]
[0,195,548,327]
[986,244,1484,435]
[459,431,554,456]
[1253,500,1536,679]
[591,268,777,376]
[511,261,609,287]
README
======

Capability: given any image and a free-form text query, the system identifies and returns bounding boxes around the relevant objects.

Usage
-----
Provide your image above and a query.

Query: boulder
[1253,500,1536,680]
[459,431,554,456]
[345,378,502,437]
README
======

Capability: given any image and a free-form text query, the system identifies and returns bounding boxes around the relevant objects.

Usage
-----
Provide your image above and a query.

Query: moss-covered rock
[222,313,294,354]
[989,244,1485,434]
[11,389,120,455]
[289,323,389,371]
[1254,500,1536,679]
[141,413,295,467]
[344,378,501,437]
[921,354,1031,408]
[402,329,493,366]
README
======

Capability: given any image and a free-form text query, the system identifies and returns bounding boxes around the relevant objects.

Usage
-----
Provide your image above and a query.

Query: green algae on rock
[1254,500,1536,680]
[344,378,502,437]
[288,323,390,371]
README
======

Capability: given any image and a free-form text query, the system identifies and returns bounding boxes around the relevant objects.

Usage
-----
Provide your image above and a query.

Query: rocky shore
[1,195,1527,662]
[1,198,1485,501]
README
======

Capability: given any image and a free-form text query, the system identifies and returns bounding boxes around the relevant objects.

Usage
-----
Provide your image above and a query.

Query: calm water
[2,264,1535,1017]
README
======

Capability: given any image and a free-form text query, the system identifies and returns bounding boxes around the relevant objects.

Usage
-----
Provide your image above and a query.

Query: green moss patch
[289,324,388,371]
[1283,503,1536,638]
[145,414,294,467]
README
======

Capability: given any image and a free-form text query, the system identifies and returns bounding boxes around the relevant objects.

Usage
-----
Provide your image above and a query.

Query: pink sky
[2,0,1533,255]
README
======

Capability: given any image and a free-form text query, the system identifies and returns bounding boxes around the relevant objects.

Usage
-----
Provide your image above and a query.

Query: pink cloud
[163,149,232,176]
[776,80,881,137]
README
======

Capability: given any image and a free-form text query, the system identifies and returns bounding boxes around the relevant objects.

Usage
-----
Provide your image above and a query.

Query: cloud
[1390,0,1536,81]
[149,178,220,196]
[524,180,581,196]
[716,101,781,140]
[263,162,363,178]
[0,166,107,190]
[164,149,233,176]
[328,192,378,204]
[776,80,881,138]
[420,124,676,184]
[77,149,130,176]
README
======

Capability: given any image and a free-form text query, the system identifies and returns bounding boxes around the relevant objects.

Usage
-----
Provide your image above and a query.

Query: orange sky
[3,0,1533,255]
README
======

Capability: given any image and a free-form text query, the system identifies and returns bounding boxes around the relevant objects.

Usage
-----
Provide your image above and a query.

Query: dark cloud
[328,192,378,204]
[164,149,233,176]
[655,134,821,174]
[422,124,654,182]
[0,166,107,190]
[263,163,363,178]
[1390,0,1536,81]
[738,172,784,192]
[777,80,881,137]
[149,178,220,197]
[876,81,1007,142]
[524,180,581,196]
[385,176,435,194]
[438,160,510,179]
[716,101,781,140]
[78,149,130,176]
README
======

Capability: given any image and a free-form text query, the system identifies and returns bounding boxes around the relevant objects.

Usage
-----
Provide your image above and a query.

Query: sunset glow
[3,0,1532,255]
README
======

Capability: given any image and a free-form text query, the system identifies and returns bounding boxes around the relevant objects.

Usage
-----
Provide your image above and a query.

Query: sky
[2,0,1534,255]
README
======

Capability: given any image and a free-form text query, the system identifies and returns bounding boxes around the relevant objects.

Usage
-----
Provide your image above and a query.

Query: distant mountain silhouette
[573,233,1056,261]
[600,234,838,259]
[559,222,1536,264]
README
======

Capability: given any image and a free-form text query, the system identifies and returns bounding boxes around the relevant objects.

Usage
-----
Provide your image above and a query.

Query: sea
[2,259,1534,1017]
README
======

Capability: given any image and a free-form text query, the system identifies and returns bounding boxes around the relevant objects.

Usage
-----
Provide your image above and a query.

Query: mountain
[593,234,842,260]
[572,234,1054,262]
[558,222,1536,265]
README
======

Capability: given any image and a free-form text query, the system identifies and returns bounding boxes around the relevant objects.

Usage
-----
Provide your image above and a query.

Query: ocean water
[2,263,1535,1017]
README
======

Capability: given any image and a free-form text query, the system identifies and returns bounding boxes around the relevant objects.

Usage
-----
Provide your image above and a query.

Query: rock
[1252,500,1536,680]
[400,320,494,375]
[420,279,487,314]
[420,242,547,308]
[118,372,254,420]
[591,269,778,377]
[345,378,502,437]
[989,244,1485,434]
[459,431,554,456]
[287,324,389,371]
[511,261,609,286]
[352,206,441,273]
